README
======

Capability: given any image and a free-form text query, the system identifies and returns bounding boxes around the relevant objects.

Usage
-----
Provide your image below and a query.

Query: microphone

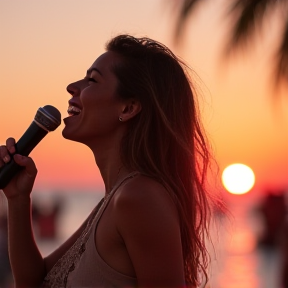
[0,105,61,189]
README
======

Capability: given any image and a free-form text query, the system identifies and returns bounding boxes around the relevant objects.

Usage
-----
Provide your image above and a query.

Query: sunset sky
[1,0,287,198]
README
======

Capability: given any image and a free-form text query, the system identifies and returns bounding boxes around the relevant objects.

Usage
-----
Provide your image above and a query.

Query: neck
[83,129,131,195]
[90,146,130,195]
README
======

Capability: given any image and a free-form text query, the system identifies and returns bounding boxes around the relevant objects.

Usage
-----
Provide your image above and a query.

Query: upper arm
[115,177,185,287]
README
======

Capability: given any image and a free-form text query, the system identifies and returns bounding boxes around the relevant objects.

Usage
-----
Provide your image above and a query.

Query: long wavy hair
[106,34,213,286]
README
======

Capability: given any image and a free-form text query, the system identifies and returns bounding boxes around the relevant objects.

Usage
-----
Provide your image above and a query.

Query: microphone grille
[34,105,62,131]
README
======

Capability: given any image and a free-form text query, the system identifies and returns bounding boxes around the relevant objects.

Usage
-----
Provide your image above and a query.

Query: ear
[119,98,142,122]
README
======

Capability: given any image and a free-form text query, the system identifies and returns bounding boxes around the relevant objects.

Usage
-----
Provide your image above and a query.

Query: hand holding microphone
[0,105,61,190]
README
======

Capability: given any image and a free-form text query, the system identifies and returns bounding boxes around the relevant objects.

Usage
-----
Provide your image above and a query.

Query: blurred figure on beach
[281,217,288,288]
[257,190,287,248]
[0,191,12,287]
[32,194,64,241]
[255,189,288,287]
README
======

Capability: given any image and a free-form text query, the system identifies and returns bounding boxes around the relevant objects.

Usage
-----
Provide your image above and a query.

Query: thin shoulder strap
[93,171,139,225]
[108,171,139,199]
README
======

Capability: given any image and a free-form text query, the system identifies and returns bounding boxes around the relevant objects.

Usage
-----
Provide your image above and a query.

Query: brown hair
[106,34,213,286]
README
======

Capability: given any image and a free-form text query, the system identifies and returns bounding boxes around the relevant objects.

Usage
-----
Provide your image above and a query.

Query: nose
[66,82,80,97]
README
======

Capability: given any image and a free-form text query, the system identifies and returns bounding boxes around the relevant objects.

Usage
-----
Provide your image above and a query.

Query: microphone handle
[0,121,48,189]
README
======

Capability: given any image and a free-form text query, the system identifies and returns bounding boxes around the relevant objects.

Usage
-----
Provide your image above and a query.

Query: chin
[62,128,88,146]
[62,127,76,141]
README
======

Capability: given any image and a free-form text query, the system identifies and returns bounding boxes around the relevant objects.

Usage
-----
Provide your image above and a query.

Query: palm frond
[227,0,288,86]
[174,0,202,43]
[173,0,288,87]
[227,0,276,51]
[275,18,288,86]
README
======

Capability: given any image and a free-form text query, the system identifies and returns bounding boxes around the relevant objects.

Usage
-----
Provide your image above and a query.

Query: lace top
[41,171,139,288]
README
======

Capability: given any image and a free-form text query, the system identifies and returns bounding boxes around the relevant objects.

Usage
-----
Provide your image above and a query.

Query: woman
[0,34,214,287]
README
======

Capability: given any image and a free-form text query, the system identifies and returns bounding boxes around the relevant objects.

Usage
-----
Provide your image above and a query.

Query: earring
[119,116,123,122]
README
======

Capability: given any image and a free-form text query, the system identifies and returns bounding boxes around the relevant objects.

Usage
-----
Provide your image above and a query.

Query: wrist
[7,194,31,206]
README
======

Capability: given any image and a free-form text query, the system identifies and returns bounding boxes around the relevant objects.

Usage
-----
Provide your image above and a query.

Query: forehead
[88,51,122,75]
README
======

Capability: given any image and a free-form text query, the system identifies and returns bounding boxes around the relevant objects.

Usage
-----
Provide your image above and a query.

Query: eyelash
[88,78,97,83]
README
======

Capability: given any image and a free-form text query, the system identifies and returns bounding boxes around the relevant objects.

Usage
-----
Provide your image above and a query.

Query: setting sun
[222,163,255,195]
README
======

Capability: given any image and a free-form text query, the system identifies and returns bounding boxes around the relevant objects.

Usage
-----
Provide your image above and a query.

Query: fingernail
[3,155,10,163]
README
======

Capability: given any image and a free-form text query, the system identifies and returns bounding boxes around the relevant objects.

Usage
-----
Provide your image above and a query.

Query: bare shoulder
[115,174,176,210]
[113,174,179,227]
[111,174,185,286]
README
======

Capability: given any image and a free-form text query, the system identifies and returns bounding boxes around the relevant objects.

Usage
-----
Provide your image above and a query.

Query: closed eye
[88,77,97,83]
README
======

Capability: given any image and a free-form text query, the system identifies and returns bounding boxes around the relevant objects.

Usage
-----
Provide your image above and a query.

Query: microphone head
[34,105,62,131]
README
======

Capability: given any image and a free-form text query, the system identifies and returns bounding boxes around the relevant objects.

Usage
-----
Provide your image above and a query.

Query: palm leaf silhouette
[174,0,288,86]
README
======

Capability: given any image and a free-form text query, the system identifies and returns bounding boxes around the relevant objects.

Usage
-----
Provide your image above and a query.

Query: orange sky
[0,0,287,197]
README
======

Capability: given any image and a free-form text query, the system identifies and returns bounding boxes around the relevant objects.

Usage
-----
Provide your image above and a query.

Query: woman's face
[63,51,124,144]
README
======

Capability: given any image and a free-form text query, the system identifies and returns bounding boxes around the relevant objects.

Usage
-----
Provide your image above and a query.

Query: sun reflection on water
[207,200,284,288]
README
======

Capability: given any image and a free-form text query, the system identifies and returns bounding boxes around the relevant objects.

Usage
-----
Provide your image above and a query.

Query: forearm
[8,196,46,287]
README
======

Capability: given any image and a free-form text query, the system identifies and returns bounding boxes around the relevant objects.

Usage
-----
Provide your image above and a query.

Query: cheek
[81,87,97,104]
[81,86,111,106]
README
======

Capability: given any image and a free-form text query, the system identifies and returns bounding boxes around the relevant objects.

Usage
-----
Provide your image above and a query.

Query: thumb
[13,154,38,178]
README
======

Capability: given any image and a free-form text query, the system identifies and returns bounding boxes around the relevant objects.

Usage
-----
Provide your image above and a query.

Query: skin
[0,51,186,287]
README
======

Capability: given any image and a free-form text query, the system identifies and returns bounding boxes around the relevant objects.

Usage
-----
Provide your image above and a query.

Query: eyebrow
[86,67,103,76]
